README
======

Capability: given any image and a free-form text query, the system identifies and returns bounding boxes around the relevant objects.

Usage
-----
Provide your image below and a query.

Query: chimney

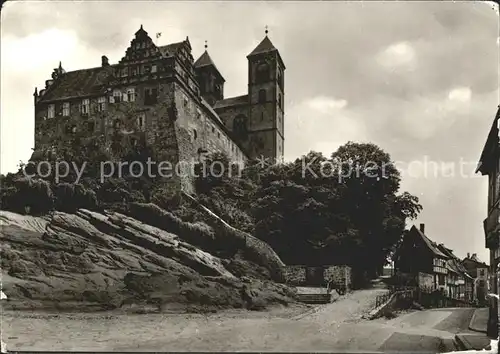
[102,55,109,67]
[467,252,470,258]
[419,223,425,233]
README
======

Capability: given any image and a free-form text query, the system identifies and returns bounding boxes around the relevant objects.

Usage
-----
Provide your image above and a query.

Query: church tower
[194,42,225,106]
[246,28,285,162]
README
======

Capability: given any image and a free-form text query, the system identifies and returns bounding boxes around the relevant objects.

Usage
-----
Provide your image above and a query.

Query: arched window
[258,89,266,103]
[193,129,198,141]
[233,115,248,139]
[255,63,270,83]
[278,94,282,110]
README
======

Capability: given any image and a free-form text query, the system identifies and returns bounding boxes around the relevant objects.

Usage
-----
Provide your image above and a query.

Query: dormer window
[47,104,55,118]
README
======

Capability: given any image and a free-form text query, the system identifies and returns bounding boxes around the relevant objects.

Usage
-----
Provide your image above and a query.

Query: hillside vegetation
[1,138,423,310]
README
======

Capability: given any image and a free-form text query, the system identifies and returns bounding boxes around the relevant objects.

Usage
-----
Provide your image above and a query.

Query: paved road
[2,289,488,352]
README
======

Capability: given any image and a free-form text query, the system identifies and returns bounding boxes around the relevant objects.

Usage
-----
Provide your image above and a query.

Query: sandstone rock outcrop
[0,205,294,313]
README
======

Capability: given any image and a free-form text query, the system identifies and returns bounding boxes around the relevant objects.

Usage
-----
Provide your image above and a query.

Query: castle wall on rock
[32,25,285,195]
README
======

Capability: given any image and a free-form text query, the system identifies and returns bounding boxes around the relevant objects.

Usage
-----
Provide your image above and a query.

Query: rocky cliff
[0,204,295,313]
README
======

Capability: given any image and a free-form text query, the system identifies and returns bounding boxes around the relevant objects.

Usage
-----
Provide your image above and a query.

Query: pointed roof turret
[194,41,225,82]
[247,27,285,68]
[248,26,278,57]
[248,36,277,57]
[194,50,216,69]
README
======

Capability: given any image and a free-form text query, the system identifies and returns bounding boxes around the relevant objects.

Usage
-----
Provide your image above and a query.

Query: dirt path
[2,288,388,351]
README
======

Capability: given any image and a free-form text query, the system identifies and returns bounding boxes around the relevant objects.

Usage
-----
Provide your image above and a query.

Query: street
[2,288,490,352]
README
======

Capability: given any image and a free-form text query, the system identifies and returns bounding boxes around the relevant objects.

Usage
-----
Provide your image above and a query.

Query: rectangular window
[137,113,146,131]
[48,104,55,118]
[127,88,135,102]
[151,64,157,73]
[62,102,70,116]
[196,110,201,120]
[112,89,122,103]
[81,99,90,115]
[183,96,189,108]
[97,97,106,112]
[144,88,158,105]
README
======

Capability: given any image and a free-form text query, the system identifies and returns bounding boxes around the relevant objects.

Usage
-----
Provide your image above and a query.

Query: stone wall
[283,266,306,285]
[283,265,352,289]
[325,265,352,289]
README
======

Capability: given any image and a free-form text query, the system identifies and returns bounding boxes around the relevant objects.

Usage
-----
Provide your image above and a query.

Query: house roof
[213,95,249,110]
[38,66,115,102]
[476,105,500,174]
[158,42,185,57]
[38,35,191,103]
[463,256,488,268]
[411,226,448,258]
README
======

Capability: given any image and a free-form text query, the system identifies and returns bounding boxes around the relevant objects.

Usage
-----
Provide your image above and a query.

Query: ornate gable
[119,25,161,64]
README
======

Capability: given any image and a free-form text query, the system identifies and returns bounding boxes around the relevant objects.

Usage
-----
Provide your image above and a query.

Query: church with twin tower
[33,25,285,193]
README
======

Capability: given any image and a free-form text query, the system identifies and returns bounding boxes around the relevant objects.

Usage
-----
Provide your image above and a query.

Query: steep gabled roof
[463,255,488,268]
[38,66,115,102]
[411,226,448,258]
[158,42,185,57]
[476,105,500,175]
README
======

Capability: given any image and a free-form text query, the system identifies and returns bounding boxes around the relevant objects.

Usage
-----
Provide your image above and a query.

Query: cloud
[448,87,472,103]
[376,41,416,70]
[306,96,348,113]
[2,29,79,71]
[285,96,367,160]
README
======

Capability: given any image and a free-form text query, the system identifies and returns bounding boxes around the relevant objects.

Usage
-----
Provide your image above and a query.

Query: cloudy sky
[1,1,499,261]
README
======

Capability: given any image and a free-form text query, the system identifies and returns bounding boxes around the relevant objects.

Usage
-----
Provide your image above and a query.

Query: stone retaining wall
[283,265,352,289]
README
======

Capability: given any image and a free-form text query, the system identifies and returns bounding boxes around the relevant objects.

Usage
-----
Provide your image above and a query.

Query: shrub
[1,177,54,215]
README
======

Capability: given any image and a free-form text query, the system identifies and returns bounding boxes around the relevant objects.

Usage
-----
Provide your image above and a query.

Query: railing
[373,286,476,310]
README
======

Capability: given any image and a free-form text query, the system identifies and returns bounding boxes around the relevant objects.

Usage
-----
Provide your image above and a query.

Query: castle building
[33,25,285,194]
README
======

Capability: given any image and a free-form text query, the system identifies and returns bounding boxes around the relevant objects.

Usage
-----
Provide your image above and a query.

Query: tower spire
[204,40,208,50]
[265,25,268,36]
